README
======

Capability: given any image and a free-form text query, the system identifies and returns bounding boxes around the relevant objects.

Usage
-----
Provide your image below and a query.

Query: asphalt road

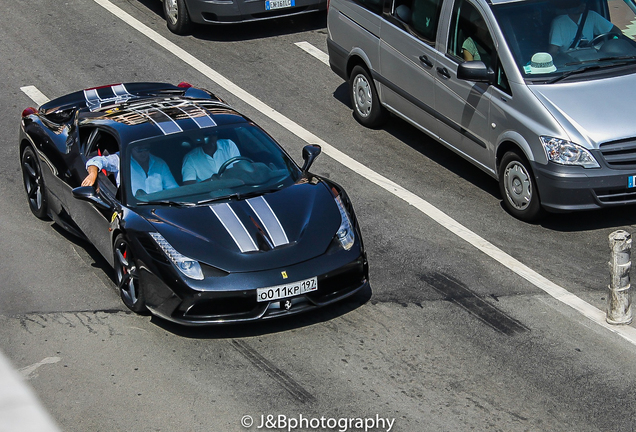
[3,1,636,431]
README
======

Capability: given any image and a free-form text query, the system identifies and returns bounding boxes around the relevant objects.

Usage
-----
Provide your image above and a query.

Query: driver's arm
[82,165,99,187]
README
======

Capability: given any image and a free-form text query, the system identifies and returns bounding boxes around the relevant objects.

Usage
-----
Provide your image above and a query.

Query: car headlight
[334,195,355,251]
[540,136,599,168]
[149,233,204,280]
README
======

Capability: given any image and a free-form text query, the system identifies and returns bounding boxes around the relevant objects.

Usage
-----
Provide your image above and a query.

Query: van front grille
[599,139,636,168]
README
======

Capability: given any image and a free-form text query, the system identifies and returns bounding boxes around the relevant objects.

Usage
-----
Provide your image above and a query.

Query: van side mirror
[301,144,321,173]
[457,61,495,83]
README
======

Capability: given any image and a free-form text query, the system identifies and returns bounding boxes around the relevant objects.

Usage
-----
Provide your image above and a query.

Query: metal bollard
[607,230,632,325]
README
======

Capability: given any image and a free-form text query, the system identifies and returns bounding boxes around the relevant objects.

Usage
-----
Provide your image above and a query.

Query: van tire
[349,65,388,128]
[164,0,191,35]
[499,150,543,222]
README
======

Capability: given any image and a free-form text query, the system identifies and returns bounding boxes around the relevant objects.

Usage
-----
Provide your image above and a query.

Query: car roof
[77,95,250,146]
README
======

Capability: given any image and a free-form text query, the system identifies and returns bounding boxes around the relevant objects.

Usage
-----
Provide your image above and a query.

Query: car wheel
[163,0,191,35]
[349,65,388,128]
[499,150,543,222]
[114,235,147,313]
[21,146,49,220]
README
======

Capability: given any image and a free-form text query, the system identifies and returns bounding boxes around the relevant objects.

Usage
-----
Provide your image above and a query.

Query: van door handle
[419,55,433,68]
[436,67,451,79]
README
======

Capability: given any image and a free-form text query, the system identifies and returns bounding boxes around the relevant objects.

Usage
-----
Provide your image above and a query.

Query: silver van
[327,0,636,221]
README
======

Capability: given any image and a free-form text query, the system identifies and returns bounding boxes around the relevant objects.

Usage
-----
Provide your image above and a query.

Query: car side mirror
[457,61,495,83]
[72,186,111,210]
[301,144,322,173]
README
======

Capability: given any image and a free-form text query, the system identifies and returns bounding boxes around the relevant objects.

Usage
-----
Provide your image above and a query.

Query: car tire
[163,0,191,35]
[499,150,543,222]
[349,65,388,128]
[21,146,49,220]
[114,234,147,313]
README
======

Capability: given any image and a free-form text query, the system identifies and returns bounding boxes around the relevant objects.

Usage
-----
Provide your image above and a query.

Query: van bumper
[532,161,636,212]
[185,0,325,24]
[327,38,348,80]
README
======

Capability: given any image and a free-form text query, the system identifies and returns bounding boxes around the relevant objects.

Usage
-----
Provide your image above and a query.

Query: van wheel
[164,0,191,35]
[499,150,543,222]
[349,65,388,128]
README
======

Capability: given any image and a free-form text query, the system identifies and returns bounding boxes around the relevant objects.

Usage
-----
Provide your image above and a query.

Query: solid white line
[82,0,636,345]
[20,86,50,106]
[294,41,330,66]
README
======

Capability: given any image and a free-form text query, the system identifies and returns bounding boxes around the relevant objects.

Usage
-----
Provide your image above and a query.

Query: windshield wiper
[195,188,281,206]
[136,200,195,207]
[549,58,636,84]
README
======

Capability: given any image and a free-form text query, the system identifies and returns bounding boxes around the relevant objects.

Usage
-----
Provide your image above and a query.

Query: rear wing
[38,82,222,123]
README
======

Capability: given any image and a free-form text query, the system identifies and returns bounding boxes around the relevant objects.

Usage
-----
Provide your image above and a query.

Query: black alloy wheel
[21,146,48,219]
[114,235,147,313]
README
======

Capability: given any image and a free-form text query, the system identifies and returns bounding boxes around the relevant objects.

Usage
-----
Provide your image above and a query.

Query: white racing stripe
[27,0,636,346]
[294,41,330,66]
[211,204,259,253]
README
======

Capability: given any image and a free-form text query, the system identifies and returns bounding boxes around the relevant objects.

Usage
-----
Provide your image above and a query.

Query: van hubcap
[165,0,178,25]
[353,75,372,117]
[504,161,531,210]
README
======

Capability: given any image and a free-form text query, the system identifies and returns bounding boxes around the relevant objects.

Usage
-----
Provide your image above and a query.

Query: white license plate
[257,276,317,302]
[266,0,294,10]
[629,175,636,188]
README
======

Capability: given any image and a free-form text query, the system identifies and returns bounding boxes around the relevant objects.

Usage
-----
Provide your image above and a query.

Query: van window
[492,0,636,80]
[393,0,443,42]
[447,0,495,70]
[355,0,384,14]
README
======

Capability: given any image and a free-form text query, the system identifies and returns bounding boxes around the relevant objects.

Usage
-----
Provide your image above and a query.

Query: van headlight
[334,196,355,251]
[149,233,204,280]
[540,136,599,168]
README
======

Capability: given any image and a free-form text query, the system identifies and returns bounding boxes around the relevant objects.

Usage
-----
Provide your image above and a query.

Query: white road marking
[0,353,61,432]
[294,41,330,66]
[20,86,50,106]
[18,357,61,380]
[21,0,628,346]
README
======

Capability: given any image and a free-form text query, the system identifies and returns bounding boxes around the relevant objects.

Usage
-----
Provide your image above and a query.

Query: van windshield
[492,0,636,80]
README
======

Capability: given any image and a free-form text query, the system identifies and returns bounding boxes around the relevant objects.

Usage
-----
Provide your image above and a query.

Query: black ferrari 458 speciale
[19,82,368,325]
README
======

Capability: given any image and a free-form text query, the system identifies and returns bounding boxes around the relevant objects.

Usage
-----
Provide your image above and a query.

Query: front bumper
[185,0,326,24]
[139,249,369,326]
[532,160,636,212]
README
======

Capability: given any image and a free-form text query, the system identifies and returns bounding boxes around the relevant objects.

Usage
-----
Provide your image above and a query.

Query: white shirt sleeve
[86,152,120,174]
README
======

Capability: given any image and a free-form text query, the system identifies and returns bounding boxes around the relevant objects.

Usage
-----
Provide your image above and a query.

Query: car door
[379,0,444,138]
[67,126,120,266]
[434,0,499,173]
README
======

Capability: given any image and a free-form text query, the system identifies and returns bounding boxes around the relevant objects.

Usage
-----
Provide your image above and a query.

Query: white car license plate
[266,0,294,10]
[257,276,317,302]
[629,175,636,188]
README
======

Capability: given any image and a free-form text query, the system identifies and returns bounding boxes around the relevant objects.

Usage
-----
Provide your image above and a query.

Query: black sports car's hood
[139,181,341,272]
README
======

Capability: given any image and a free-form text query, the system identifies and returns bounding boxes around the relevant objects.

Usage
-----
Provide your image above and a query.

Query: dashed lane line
[294,41,330,66]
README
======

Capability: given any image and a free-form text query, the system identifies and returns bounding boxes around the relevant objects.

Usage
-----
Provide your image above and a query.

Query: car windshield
[491,0,636,81]
[121,123,300,206]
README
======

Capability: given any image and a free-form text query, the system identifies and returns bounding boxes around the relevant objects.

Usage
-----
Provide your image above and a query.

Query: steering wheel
[217,156,254,175]
[590,32,624,49]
